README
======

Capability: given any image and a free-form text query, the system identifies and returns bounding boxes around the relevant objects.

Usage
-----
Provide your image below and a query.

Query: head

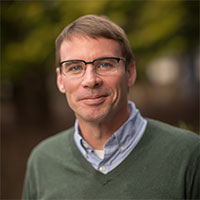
[56,15,136,127]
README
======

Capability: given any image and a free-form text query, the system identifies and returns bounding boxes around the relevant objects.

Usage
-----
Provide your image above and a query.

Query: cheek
[63,77,81,93]
[63,81,79,102]
[107,74,129,99]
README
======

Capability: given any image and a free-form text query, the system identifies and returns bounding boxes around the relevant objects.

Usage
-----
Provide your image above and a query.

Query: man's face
[57,36,136,124]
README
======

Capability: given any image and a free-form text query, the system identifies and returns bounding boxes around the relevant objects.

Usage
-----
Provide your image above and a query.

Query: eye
[96,61,114,70]
[101,62,112,68]
[63,62,83,73]
[69,65,82,71]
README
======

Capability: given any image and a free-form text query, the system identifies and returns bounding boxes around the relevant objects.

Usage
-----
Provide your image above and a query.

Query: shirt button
[83,143,88,148]
[99,166,106,173]
[120,146,125,151]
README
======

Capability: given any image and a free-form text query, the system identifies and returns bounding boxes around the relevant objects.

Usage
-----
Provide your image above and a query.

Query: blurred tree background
[1,0,199,199]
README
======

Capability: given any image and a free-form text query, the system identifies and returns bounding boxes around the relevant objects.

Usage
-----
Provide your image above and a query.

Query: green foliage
[1,0,199,82]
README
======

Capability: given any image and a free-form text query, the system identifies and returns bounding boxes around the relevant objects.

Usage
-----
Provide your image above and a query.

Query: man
[23,15,200,199]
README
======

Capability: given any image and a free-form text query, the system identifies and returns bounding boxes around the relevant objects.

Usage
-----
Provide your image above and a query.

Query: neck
[77,105,130,150]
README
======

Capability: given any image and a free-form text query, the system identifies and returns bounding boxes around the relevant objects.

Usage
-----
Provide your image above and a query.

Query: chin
[78,110,109,123]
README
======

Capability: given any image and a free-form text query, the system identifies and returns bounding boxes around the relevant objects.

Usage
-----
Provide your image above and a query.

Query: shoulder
[146,118,199,140]
[142,119,200,199]
[27,127,75,165]
[145,118,200,153]
[141,119,200,173]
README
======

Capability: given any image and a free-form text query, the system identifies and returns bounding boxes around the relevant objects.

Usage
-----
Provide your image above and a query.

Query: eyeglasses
[59,57,126,77]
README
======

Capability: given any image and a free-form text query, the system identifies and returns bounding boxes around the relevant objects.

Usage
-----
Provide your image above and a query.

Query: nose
[81,65,102,88]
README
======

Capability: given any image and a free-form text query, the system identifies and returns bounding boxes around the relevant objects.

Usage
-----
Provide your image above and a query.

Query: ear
[127,61,136,87]
[56,67,66,93]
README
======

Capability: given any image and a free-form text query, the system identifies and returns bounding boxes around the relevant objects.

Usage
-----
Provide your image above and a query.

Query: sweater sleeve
[186,143,200,199]
[22,152,38,200]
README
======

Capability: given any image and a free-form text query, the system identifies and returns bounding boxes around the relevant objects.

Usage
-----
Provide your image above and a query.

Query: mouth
[79,95,108,105]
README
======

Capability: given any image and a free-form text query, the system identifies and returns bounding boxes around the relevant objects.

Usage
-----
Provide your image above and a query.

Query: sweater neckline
[68,121,150,182]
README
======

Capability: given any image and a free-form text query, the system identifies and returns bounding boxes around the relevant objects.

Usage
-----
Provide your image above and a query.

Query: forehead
[60,36,122,61]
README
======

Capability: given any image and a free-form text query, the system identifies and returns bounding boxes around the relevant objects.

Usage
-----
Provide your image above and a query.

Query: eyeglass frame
[58,56,126,77]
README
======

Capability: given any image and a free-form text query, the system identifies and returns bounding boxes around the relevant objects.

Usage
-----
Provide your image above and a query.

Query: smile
[79,95,108,105]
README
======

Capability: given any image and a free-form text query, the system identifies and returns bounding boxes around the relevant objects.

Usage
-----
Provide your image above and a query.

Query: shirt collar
[107,101,138,146]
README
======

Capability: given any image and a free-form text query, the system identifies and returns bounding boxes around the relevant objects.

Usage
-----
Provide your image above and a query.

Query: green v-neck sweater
[23,119,200,199]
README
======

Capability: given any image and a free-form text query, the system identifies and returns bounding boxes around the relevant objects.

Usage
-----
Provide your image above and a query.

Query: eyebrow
[59,56,125,66]
[61,56,115,62]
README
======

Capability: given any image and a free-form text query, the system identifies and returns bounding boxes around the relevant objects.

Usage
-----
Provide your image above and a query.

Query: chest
[35,155,186,199]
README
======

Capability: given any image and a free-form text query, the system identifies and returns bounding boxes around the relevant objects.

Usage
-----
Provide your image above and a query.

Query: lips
[79,94,108,105]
